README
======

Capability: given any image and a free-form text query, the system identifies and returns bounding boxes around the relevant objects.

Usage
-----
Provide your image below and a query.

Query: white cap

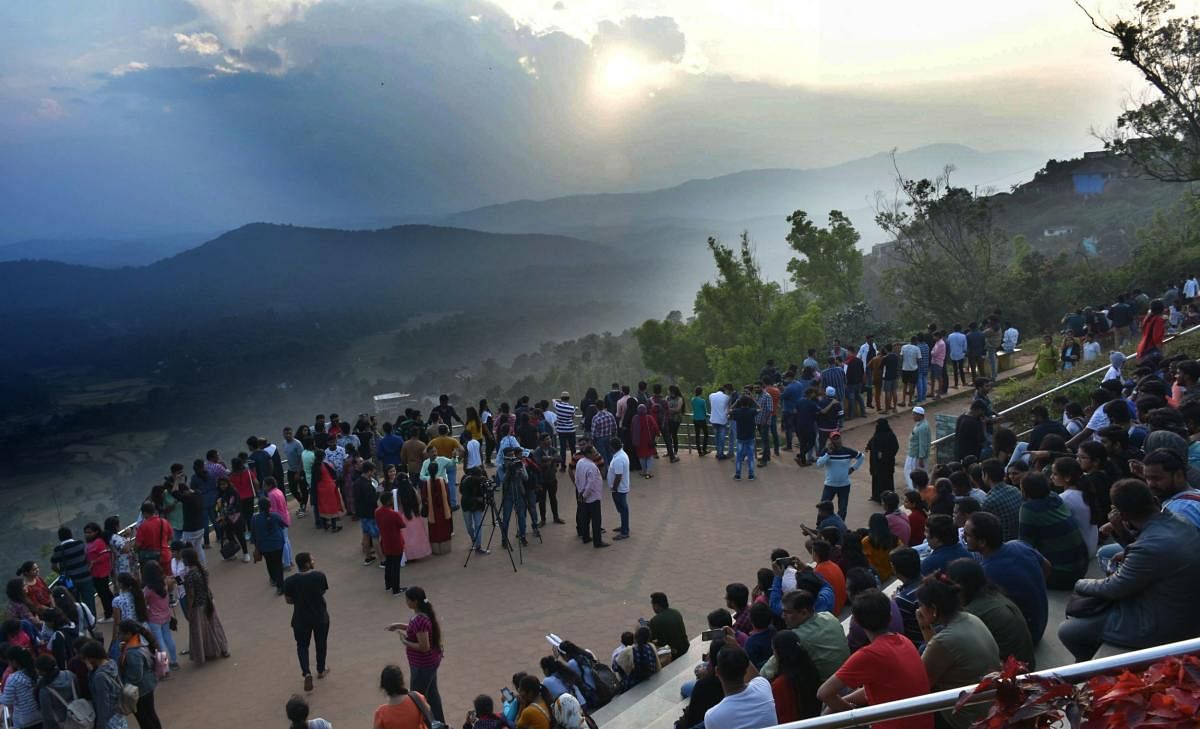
[825,386,836,396]
[913,406,926,415]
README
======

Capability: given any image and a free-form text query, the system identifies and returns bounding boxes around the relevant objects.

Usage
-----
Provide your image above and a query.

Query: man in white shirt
[1082,333,1101,362]
[607,438,631,540]
[703,645,777,729]
[464,437,482,470]
[709,384,733,461]
[1002,322,1019,353]
[1185,275,1199,300]
[899,336,921,408]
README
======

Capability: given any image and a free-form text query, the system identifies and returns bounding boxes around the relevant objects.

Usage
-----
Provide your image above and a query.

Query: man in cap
[815,385,845,455]
[905,406,930,489]
[815,431,864,520]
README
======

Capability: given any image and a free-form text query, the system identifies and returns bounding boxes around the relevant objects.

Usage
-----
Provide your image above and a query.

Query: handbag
[45,680,95,729]
[252,546,262,563]
[1065,591,1111,618]
[410,691,447,729]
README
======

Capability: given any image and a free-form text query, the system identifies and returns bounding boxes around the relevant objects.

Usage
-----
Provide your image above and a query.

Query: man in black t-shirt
[176,481,207,559]
[881,343,900,412]
[283,552,330,692]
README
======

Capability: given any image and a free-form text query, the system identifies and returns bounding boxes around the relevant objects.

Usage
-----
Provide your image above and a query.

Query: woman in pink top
[386,586,445,724]
[84,522,115,621]
[266,477,293,568]
[141,560,178,672]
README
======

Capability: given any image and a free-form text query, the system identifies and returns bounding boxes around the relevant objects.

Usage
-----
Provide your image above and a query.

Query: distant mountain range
[0,233,212,268]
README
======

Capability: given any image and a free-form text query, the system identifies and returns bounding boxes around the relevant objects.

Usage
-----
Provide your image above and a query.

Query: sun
[600,52,642,95]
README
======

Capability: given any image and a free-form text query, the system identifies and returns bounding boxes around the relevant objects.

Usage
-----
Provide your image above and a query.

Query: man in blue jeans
[709,384,733,460]
[607,437,631,539]
[815,432,864,519]
[730,395,759,480]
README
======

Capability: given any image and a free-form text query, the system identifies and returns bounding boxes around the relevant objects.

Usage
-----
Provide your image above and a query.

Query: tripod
[497,457,543,564]
[463,473,518,573]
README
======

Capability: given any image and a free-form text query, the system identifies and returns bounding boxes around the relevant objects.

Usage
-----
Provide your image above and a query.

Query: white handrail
[930,321,1200,447]
[764,636,1200,729]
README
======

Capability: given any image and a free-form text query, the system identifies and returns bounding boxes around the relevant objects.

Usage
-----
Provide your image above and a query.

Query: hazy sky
[0,0,1160,240]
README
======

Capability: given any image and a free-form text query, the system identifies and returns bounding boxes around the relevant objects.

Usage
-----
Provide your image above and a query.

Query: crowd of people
[5,282,1200,729]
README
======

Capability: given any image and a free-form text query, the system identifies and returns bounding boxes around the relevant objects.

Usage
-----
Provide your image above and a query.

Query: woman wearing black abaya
[620,399,640,471]
[865,418,900,502]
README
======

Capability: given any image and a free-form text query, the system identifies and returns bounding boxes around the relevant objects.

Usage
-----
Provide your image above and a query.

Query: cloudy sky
[0,0,1157,240]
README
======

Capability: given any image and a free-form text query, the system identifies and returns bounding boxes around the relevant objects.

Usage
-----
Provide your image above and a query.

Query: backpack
[574,653,619,709]
[103,669,138,716]
[46,680,95,729]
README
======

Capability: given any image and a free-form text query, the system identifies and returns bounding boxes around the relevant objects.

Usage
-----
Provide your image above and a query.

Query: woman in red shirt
[84,522,115,620]
[1137,299,1167,361]
[769,631,822,723]
[16,561,52,611]
[312,450,345,532]
[904,490,929,547]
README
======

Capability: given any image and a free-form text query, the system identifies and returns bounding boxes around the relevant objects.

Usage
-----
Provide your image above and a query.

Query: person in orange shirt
[374,664,433,729]
[811,540,846,614]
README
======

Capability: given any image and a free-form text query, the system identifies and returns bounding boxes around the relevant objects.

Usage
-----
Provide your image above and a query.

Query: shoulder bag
[409,691,447,729]
[45,679,95,729]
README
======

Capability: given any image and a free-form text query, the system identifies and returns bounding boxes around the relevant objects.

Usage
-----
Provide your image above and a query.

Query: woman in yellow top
[373,664,430,729]
[515,675,553,729]
[1032,334,1059,379]
[464,407,485,443]
[859,513,900,581]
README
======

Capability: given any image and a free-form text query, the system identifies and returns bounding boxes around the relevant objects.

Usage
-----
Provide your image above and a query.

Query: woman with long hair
[181,546,229,664]
[422,461,453,555]
[903,490,928,548]
[619,397,640,472]
[286,695,332,729]
[630,404,661,478]
[0,645,40,729]
[103,515,134,578]
[396,473,432,561]
[16,562,52,611]
[860,515,900,581]
[35,651,77,729]
[311,449,345,532]
[769,630,822,722]
[515,675,554,729]
[373,664,428,729]
[51,585,95,643]
[538,655,587,707]
[917,573,1000,729]
[1052,456,1098,556]
[5,578,36,623]
[117,619,162,729]
[110,573,149,656]
[83,521,115,621]
[665,385,684,463]
[581,387,601,440]
[1076,441,1113,528]
[865,418,900,502]
[464,406,484,444]
[387,587,444,723]
[140,560,178,671]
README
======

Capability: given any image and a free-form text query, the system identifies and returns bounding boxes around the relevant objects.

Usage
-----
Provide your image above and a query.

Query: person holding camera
[464,694,512,729]
[498,445,530,549]
[532,434,564,526]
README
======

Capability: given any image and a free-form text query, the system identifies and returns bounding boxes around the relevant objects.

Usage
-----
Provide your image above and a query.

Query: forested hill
[0,223,640,364]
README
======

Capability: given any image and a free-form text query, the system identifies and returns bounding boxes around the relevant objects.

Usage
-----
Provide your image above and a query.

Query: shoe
[304,675,314,692]
[613,533,629,540]
[296,510,306,518]
[594,542,612,548]
[749,475,756,480]
[553,518,566,524]
[581,538,592,544]
[395,589,408,597]
[242,553,251,563]
[475,546,491,555]
[503,539,513,550]
[363,556,376,565]
[318,668,330,679]
[169,662,180,670]
[519,536,529,547]
[379,562,387,569]
[180,648,189,655]
[734,474,741,480]
[331,526,343,533]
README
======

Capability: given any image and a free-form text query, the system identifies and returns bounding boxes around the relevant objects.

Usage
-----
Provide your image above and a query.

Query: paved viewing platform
[147,381,1082,728]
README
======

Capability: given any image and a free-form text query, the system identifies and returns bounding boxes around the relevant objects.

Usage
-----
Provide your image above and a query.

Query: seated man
[742,602,776,669]
[647,592,690,659]
[965,511,1050,643]
[703,645,777,729]
[1017,473,1089,590]
[706,608,748,647]
[889,547,925,648]
[759,590,849,683]
[920,514,971,576]
[1059,478,1200,661]
[817,589,932,728]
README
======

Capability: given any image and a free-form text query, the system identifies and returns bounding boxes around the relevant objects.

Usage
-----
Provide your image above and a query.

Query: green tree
[1079,0,1200,181]
[785,210,863,307]
[637,232,823,387]
[875,169,1011,325]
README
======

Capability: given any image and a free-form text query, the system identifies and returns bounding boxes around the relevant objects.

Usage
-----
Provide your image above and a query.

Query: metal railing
[929,321,1200,455]
[764,637,1200,729]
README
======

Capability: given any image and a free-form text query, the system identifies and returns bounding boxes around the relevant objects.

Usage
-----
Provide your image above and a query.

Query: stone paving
[153,379,1040,728]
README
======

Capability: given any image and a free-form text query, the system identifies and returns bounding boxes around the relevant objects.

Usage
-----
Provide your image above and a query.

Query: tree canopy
[785,209,863,308]
[1080,0,1200,181]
